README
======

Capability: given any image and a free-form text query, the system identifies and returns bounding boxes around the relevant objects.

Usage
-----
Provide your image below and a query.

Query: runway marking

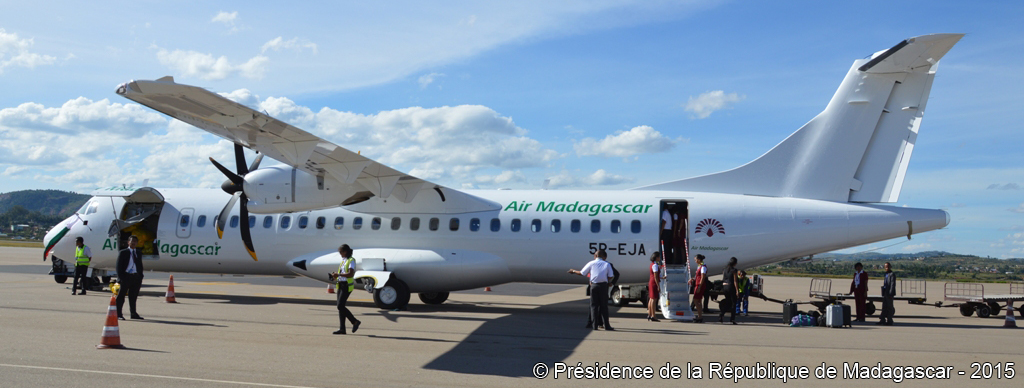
[0,363,321,388]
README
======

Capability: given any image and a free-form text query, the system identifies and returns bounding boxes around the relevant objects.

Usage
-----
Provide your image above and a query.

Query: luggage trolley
[807,278,928,315]
[939,282,1024,318]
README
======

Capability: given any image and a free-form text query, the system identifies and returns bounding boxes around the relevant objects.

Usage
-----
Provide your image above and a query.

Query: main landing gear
[372,278,411,310]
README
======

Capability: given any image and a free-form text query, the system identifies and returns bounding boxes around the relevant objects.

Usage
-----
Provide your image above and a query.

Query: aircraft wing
[116,77,500,213]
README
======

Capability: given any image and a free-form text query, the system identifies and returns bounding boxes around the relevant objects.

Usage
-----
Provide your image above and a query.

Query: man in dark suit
[878,262,896,326]
[116,235,145,320]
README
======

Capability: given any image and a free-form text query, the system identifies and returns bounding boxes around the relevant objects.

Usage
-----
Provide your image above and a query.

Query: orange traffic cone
[1004,304,1017,328]
[484,287,492,292]
[97,295,125,349]
[164,274,178,303]
[327,283,335,294]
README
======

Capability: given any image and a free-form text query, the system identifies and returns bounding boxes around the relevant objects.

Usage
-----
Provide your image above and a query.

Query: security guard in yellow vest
[72,237,92,295]
[328,244,361,335]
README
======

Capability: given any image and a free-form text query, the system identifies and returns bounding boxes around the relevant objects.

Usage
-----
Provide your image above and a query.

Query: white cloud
[476,170,527,185]
[574,125,682,158]
[0,97,166,137]
[545,169,634,189]
[0,28,57,74]
[1010,203,1024,214]
[902,243,933,252]
[684,90,744,119]
[261,37,318,54]
[418,72,445,89]
[211,11,239,33]
[156,49,269,80]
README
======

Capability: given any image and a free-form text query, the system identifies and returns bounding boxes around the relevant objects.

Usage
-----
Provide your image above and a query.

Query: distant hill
[0,190,90,217]
[815,250,978,261]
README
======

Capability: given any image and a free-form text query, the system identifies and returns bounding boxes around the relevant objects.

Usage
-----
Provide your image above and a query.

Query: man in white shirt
[568,249,615,331]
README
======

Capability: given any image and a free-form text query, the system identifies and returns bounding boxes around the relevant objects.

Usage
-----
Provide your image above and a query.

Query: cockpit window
[81,201,99,215]
[76,202,91,214]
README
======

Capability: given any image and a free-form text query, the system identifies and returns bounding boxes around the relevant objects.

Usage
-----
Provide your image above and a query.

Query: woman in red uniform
[647,252,663,321]
[692,254,708,323]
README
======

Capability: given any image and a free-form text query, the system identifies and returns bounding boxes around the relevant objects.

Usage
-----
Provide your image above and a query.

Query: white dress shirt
[580,259,612,284]
[126,249,138,274]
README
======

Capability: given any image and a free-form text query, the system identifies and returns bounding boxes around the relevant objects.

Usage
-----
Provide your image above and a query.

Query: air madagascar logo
[503,201,653,216]
[694,218,725,237]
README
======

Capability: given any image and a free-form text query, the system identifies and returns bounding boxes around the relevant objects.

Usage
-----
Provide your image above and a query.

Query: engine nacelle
[242,166,364,213]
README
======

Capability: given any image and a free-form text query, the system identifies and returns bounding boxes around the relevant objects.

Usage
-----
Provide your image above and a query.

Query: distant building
[10,224,30,232]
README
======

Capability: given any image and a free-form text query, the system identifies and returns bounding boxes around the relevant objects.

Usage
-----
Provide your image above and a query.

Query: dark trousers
[590,282,610,328]
[336,286,358,332]
[719,287,737,322]
[72,265,90,293]
[116,274,142,317]
[880,296,895,323]
[854,292,867,320]
[660,230,676,264]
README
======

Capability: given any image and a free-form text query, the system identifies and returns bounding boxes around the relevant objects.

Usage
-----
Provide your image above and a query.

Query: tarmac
[1,246,1022,387]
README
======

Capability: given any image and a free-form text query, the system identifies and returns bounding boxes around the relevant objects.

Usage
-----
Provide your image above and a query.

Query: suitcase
[841,303,852,327]
[825,304,845,328]
[782,302,798,324]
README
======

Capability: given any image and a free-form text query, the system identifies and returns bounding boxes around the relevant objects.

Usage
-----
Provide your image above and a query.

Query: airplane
[44,33,961,313]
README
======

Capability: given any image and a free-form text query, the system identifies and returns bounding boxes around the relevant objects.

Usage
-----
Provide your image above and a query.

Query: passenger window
[611,220,621,233]
[511,219,521,232]
[280,216,291,229]
[353,217,363,230]
[591,220,601,233]
[179,214,190,228]
[316,216,326,229]
[570,219,581,233]
[264,216,274,228]
[531,219,541,233]
[631,220,641,234]
[429,218,439,231]
[490,218,500,232]
[196,215,206,228]
[248,216,256,228]
[551,219,561,233]
[230,215,239,228]
[410,217,420,231]
[298,216,309,229]
[371,217,382,230]
[449,218,460,231]
[334,217,344,230]
[391,217,401,231]
[470,218,480,232]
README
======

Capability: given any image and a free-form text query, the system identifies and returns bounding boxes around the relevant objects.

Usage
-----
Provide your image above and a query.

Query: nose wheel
[373,278,410,310]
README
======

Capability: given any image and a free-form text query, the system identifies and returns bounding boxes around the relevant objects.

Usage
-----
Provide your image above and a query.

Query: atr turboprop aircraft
[45,34,960,311]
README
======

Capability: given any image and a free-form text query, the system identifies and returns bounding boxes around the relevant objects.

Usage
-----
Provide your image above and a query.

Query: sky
[0,1,1021,258]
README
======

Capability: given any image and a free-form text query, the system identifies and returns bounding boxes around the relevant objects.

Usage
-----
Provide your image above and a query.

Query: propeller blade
[216,192,240,239]
[210,157,244,186]
[234,143,248,175]
[239,193,258,261]
[248,153,264,173]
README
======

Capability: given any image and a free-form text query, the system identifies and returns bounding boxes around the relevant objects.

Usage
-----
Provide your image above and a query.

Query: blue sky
[0,1,1021,257]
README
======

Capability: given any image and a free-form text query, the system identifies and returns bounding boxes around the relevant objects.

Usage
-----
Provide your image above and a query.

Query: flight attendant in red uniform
[647,252,663,321]
[692,254,708,323]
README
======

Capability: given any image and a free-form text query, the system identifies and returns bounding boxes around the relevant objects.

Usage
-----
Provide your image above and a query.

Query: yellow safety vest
[336,257,355,292]
[75,246,90,266]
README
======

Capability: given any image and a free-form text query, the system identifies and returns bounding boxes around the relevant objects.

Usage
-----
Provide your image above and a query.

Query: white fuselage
[46,188,948,293]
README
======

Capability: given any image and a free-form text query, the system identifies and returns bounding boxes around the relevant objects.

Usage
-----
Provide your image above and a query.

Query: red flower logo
[694,218,725,237]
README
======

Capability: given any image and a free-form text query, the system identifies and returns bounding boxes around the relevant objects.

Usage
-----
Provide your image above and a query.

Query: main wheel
[976,305,992,318]
[54,275,67,284]
[373,278,410,310]
[610,287,628,306]
[865,302,877,316]
[959,304,974,317]
[418,291,449,305]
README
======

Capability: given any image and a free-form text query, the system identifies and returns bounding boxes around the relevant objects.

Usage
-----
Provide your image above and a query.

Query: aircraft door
[176,208,195,239]
[659,200,689,266]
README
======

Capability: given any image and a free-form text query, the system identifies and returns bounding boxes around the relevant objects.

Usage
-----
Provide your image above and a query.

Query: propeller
[211,144,263,261]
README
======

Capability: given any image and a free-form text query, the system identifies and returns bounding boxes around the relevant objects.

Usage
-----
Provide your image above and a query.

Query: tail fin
[636,34,963,203]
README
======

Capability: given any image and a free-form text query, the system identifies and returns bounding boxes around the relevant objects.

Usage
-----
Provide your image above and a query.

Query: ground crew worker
[72,237,92,295]
[735,270,750,316]
[329,244,361,335]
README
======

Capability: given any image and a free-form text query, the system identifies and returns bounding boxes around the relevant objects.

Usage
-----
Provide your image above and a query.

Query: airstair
[659,265,694,321]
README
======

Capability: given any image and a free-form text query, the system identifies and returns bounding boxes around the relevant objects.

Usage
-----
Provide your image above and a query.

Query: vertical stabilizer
[635,34,963,203]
